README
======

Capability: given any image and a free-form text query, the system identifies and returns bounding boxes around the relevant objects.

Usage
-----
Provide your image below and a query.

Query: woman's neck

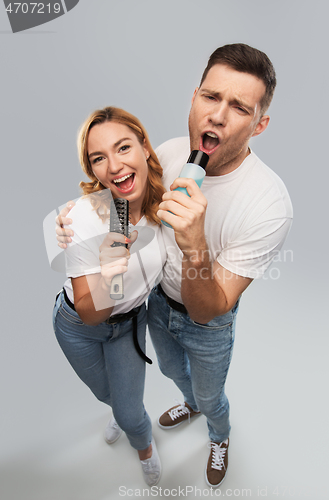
[129,207,143,226]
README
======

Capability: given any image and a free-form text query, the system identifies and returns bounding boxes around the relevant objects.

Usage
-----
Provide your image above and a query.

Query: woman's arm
[71,232,136,326]
[72,273,115,325]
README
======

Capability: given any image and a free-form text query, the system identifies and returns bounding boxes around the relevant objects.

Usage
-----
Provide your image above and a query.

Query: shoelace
[168,402,191,422]
[209,441,228,471]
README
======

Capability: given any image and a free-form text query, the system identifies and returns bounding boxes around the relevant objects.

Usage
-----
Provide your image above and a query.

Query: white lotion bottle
[162,150,209,229]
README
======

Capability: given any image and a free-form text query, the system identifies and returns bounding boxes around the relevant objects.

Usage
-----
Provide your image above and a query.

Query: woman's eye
[119,144,130,153]
[92,156,103,164]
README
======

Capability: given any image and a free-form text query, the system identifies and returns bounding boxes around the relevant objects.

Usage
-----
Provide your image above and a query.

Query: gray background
[1,1,328,499]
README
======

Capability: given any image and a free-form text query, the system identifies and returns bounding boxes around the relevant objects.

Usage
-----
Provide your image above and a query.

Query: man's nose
[208,102,228,127]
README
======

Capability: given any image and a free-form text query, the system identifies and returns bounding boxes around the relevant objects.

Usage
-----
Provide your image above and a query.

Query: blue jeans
[147,286,239,443]
[53,291,152,450]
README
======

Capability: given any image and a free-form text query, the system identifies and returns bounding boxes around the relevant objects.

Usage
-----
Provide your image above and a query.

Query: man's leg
[178,300,239,441]
[147,287,198,411]
[176,301,239,487]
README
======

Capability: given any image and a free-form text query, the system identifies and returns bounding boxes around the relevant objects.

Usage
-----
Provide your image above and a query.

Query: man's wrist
[182,244,211,268]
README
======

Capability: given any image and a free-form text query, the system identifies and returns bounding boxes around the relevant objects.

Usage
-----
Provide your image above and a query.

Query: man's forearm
[181,247,229,324]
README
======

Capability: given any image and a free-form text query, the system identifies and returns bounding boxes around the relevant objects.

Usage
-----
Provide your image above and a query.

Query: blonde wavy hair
[77,106,165,225]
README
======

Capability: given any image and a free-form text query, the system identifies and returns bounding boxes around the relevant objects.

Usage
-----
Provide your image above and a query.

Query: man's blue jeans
[53,291,152,450]
[147,286,239,443]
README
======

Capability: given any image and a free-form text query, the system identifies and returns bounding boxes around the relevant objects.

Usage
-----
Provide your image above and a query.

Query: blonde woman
[53,107,165,486]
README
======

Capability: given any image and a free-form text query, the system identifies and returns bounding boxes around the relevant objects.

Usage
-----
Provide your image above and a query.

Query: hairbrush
[108,198,152,365]
[109,198,129,300]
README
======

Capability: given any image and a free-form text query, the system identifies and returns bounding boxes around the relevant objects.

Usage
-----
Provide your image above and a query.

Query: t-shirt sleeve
[64,201,104,279]
[65,236,101,278]
[217,216,292,279]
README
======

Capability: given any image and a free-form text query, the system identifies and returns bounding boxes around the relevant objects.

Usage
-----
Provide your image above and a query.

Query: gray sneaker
[140,437,161,486]
[104,416,122,444]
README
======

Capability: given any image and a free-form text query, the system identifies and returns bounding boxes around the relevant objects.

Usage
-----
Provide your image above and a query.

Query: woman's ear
[143,140,150,160]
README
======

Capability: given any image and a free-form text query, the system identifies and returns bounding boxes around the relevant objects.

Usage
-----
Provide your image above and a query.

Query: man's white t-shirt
[156,137,293,304]
[63,196,166,315]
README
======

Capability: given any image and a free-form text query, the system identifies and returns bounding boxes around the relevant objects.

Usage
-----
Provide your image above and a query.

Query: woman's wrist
[100,277,112,293]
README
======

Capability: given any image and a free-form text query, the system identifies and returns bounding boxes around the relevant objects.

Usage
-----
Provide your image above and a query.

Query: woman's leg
[53,292,112,405]
[53,293,152,451]
[102,304,152,451]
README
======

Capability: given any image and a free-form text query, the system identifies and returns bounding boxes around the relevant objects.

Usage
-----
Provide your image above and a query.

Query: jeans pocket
[58,304,84,326]
[191,308,233,330]
[191,319,232,330]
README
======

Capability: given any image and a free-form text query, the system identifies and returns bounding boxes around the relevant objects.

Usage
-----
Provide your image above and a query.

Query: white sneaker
[140,437,161,486]
[104,416,122,444]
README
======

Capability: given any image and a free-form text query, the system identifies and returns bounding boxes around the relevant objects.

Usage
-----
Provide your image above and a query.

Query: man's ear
[191,87,199,105]
[252,115,270,138]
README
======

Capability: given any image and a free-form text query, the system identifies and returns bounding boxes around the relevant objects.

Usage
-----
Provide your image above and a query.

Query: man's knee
[156,356,188,383]
[157,359,177,379]
[194,393,229,419]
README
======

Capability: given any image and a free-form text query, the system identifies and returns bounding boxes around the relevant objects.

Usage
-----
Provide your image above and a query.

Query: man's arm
[158,177,252,324]
[182,257,252,324]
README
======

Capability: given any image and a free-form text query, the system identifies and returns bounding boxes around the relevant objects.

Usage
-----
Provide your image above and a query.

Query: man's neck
[205,147,251,177]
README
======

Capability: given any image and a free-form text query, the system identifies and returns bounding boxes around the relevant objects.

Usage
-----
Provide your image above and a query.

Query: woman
[53,107,166,486]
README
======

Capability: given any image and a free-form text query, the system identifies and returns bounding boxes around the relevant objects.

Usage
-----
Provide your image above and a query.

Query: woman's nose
[107,155,123,174]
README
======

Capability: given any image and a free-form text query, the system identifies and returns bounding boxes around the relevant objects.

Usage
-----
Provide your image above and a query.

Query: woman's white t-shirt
[63,196,166,316]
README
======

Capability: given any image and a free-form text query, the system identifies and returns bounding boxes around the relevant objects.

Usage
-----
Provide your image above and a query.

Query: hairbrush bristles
[109,198,129,239]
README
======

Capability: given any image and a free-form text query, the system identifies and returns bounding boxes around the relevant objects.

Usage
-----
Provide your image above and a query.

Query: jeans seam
[191,320,232,330]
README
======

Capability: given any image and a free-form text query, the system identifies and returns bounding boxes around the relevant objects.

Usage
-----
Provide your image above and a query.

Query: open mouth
[112,173,135,193]
[200,132,220,154]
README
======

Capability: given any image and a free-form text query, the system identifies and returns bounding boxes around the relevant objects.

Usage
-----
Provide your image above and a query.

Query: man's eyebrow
[88,137,132,158]
[200,87,220,97]
[200,88,255,114]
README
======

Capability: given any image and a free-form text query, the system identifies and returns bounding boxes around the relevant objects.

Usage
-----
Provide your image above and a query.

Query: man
[57,43,293,488]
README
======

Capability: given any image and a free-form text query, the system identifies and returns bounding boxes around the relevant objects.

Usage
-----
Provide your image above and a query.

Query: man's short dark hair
[200,43,277,115]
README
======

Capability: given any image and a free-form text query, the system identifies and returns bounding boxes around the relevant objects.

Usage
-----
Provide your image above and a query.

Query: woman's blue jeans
[53,291,152,451]
[148,286,239,443]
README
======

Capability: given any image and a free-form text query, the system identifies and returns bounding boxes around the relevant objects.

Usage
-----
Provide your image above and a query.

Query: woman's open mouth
[200,132,220,155]
[112,173,136,193]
